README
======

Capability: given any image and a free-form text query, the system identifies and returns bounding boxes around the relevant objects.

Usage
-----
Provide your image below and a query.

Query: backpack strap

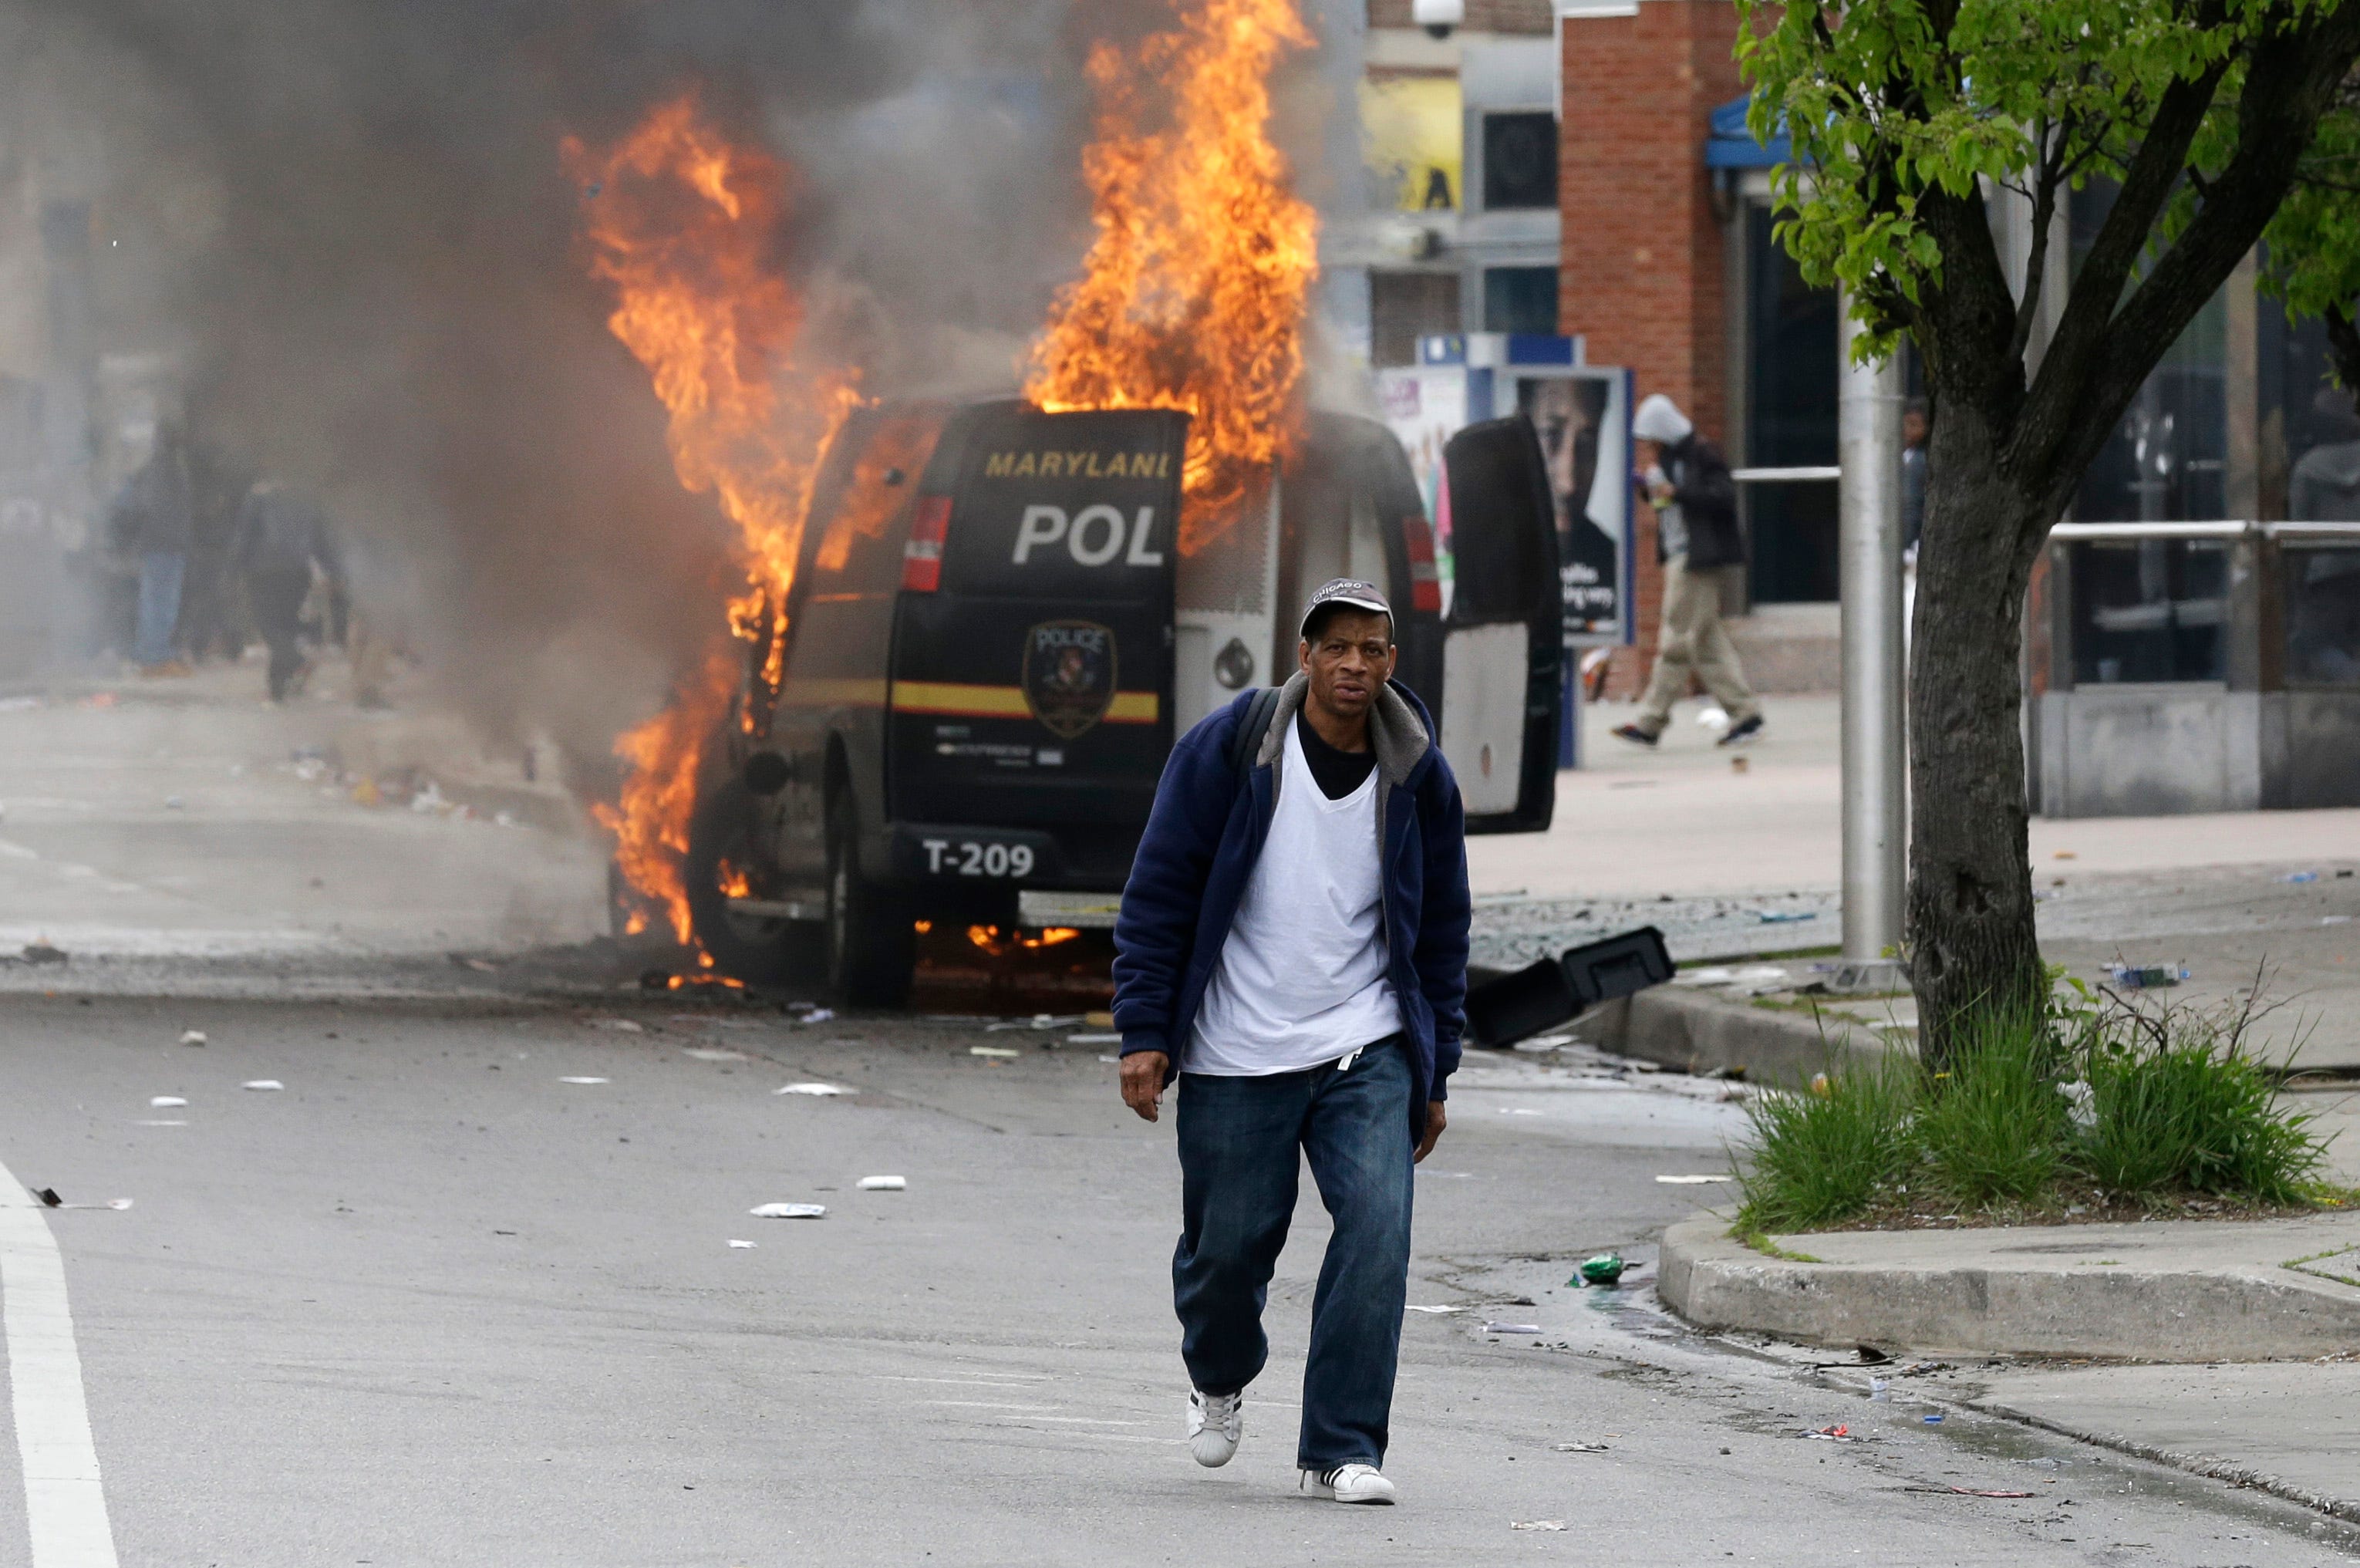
[1229,686,1282,795]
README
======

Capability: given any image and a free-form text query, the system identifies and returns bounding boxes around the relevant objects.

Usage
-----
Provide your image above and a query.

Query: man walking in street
[1113,579,1470,1506]
[1612,393,1765,748]
[233,478,340,702]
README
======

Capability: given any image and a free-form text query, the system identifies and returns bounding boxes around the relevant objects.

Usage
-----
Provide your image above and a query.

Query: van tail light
[902,495,952,592]
[1401,513,1444,614]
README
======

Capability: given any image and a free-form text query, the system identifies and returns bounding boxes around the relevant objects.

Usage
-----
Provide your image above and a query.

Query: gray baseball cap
[1299,578,1393,638]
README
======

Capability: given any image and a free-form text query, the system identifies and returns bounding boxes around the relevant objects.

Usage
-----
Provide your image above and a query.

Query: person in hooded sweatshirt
[2292,386,2360,524]
[1111,579,1470,1508]
[1613,393,1765,748]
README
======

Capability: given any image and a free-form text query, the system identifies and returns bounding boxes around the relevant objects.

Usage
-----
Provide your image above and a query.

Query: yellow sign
[1361,73,1462,212]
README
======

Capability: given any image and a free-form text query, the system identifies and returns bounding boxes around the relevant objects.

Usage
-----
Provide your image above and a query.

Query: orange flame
[567,97,860,943]
[1025,0,1320,555]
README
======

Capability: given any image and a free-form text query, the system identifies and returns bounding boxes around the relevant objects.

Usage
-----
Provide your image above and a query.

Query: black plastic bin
[1465,926,1674,1047]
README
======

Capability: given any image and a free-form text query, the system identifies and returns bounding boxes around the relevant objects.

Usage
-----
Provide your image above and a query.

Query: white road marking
[0,1156,120,1566]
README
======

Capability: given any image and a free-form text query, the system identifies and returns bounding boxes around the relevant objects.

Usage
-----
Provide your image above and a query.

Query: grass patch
[1732,1049,1919,1231]
[1731,983,2338,1235]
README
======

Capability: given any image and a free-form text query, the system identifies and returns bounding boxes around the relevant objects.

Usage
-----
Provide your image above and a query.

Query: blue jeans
[1173,1035,1414,1471]
[134,551,186,666]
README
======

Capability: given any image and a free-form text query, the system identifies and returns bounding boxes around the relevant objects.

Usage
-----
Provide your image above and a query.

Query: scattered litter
[133,1120,187,1128]
[1064,1033,1122,1045]
[1903,1485,2031,1499]
[242,1080,284,1091]
[1482,1321,1544,1336]
[1574,1253,1626,1286]
[1500,1107,1541,1115]
[1812,1345,1891,1371]
[558,1076,609,1085]
[776,1082,853,1096]
[21,942,67,966]
[727,1239,757,1249]
[0,695,40,712]
[1801,1425,1856,1442]
[1810,1072,1831,1097]
[800,1007,835,1024]
[1696,704,1730,730]
[2058,1080,2095,1129]
[1510,1519,1567,1532]
[1550,1442,1610,1453]
[179,1030,207,1047]
[164,795,184,810]
[150,1095,187,1108]
[1097,1054,1120,1064]
[2104,962,2186,990]
[1922,1413,1945,1424]
[462,958,499,973]
[969,1046,1020,1058]
[2053,850,2077,860]
[1655,1174,1731,1185]
[748,1202,827,1219]
[592,1018,645,1033]
[1729,753,1750,774]
[1754,909,1817,924]
[986,1013,1083,1032]
[1404,1304,1461,1314]
[2282,871,2321,883]
[1869,1377,1890,1401]
[2327,916,2354,926]
[32,1190,132,1211]
[681,1047,749,1062]
[857,1175,906,1192]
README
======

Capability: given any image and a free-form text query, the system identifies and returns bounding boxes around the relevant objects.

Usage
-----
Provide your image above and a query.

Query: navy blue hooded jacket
[1111,674,1472,1137]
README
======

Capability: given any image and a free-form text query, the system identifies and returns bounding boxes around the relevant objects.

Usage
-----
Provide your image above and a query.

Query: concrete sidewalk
[1659,1206,2360,1524]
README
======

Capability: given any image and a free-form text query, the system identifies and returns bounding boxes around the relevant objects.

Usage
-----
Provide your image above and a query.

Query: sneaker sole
[1190,1439,1239,1469]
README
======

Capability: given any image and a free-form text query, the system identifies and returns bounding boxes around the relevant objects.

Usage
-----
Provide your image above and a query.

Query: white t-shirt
[1186,719,1399,1074]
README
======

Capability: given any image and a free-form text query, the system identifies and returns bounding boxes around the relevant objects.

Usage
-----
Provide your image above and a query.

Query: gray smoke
[0,0,1114,792]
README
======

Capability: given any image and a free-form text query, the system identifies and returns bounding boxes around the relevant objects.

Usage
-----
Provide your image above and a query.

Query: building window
[1481,111,1557,211]
[1370,271,1462,368]
[1483,267,1557,336]
[1743,202,1840,602]
[2070,179,2228,524]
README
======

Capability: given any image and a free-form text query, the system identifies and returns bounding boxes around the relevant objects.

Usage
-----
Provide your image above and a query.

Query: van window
[803,404,948,599]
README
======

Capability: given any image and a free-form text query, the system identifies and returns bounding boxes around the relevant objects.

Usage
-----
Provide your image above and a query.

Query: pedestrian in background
[110,420,197,676]
[1613,393,1764,749]
[234,479,339,702]
[1113,579,1471,1507]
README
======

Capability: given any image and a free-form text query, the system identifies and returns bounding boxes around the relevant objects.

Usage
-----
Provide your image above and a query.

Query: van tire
[826,796,915,1007]
[684,778,822,989]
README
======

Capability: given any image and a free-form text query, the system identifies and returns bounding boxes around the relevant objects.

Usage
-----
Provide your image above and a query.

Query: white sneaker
[1188,1390,1242,1468]
[1302,1462,1397,1503]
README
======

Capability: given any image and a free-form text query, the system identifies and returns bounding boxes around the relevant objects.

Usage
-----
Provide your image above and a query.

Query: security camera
[1413,0,1463,39]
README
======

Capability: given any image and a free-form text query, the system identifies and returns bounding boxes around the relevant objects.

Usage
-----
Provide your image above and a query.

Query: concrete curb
[1576,986,1894,1087]
[1658,1212,2360,1361]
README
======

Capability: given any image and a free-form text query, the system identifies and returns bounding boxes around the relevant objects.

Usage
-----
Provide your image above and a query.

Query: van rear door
[1438,415,1563,833]
[888,403,1188,885]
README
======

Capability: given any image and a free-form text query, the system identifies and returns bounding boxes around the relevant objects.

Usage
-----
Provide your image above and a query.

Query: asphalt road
[3,996,2355,1566]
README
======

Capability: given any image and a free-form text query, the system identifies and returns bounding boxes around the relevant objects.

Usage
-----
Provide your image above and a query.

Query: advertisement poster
[1517,373,1628,642]
[1377,366,1469,608]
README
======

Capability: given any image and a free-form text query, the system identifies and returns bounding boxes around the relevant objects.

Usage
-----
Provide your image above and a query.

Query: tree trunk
[1907,403,2050,1070]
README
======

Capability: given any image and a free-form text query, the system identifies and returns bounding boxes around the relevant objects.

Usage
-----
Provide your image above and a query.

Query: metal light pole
[1837,301,1906,963]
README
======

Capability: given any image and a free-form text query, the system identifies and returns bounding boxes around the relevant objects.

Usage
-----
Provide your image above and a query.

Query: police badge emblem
[1022,620,1118,739]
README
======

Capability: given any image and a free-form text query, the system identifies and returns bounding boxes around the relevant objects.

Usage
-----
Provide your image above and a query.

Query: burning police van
[682,395,1563,1002]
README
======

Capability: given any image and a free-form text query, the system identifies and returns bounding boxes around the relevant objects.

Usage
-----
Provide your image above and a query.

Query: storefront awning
[1705,92,1790,170]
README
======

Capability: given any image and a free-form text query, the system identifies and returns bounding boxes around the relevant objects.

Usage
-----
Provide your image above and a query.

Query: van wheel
[684,778,821,989]
[826,797,915,1007]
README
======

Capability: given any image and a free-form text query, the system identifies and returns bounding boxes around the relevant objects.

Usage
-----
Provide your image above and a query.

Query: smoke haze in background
[1,0,1172,794]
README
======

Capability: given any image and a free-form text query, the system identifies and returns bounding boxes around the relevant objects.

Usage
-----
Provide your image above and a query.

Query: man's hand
[1120,1051,1171,1122]
[1414,1101,1447,1163]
